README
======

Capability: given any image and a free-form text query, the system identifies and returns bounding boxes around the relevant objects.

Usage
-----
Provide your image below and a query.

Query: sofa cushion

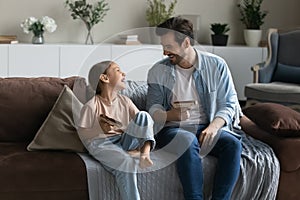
[240,115,300,172]
[245,82,300,104]
[27,86,86,152]
[0,143,88,200]
[243,103,300,137]
[120,80,148,111]
[0,77,85,143]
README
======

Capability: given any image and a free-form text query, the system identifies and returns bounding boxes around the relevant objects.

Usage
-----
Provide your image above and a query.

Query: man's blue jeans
[155,125,242,200]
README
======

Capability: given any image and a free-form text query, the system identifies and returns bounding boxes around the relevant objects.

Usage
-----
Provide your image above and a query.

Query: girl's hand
[99,120,115,134]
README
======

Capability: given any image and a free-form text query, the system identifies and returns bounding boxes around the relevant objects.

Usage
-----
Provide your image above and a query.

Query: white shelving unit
[111,44,164,81]
[213,46,267,100]
[8,44,60,77]
[0,43,267,100]
[0,45,8,77]
[59,44,111,78]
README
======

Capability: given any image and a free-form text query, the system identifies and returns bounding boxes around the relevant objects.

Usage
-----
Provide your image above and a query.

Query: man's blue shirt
[146,48,242,133]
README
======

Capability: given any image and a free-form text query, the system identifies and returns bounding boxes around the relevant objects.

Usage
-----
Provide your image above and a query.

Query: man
[146,16,242,200]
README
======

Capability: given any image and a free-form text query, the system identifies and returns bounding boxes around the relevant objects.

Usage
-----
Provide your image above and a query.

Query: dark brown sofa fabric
[0,77,88,200]
[243,102,300,137]
[0,143,88,200]
[240,115,300,171]
[0,77,84,143]
[240,115,300,200]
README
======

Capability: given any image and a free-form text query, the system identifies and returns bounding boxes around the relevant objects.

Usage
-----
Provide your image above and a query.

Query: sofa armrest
[240,115,300,172]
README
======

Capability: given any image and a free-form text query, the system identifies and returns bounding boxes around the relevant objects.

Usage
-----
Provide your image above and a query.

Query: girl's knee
[134,111,153,126]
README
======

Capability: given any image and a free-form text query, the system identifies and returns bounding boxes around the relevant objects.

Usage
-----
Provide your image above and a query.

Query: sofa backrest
[0,77,86,143]
[120,80,148,111]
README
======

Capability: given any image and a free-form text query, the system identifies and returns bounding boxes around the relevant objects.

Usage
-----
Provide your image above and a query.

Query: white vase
[243,29,262,47]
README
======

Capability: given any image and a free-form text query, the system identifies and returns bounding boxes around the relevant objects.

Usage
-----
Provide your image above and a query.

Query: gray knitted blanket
[78,131,279,200]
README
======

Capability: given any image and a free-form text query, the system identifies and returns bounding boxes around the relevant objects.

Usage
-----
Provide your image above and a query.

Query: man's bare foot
[139,153,153,169]
[127,150,140,158]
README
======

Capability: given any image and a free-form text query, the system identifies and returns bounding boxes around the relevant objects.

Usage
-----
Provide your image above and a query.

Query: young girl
[77,61,155,200]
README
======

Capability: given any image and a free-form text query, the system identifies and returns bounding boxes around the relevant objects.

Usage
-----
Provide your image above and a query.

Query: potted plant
[65,0,109,44]
[145,0,177,44]
[146,0,177,27]
[210,23,230,46]
[237,0,268,46]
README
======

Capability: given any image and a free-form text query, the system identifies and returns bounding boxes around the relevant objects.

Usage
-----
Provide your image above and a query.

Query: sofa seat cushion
[0,142,88,199]
[245,82,300,104]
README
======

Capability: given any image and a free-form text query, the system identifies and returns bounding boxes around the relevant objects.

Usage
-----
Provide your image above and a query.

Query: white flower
[20,16,57,35]
[20,17,38,34]
[41,16,57,33]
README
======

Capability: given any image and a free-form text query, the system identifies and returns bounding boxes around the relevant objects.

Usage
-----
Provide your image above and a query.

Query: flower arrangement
[21,16,57,36]
[65,0,110,44]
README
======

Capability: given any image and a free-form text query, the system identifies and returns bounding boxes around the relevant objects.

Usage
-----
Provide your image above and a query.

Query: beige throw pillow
[27,85,86,152]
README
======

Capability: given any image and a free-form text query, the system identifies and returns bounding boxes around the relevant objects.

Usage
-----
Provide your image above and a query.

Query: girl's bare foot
[139,153,153,169]
[127,149,140,158]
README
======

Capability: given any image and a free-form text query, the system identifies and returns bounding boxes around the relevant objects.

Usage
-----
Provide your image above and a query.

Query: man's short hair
[156,16,195,46]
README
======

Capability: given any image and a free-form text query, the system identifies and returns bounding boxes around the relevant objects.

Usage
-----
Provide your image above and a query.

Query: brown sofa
[0,76,288,200]
[240,103,300,200]
[0,77,89,200]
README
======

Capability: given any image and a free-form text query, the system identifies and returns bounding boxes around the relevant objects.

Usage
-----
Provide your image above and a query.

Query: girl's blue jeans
[155,124,242,200]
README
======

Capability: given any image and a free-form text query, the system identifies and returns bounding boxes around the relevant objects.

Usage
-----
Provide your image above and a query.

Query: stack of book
[0,35,18,44]
[117,34,141,45]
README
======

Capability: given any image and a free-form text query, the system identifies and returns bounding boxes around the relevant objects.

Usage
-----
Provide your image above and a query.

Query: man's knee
[174,130,200,154]
[157,128,199,156]
[219,132,242,154]
[232,138,242,155]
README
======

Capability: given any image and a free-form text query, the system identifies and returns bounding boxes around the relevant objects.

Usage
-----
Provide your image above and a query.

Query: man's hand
[167,107,190,121]
[199,117,225,146]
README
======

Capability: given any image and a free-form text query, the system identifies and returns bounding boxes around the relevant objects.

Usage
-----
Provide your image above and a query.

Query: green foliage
[210,23,230,35]
[65,0,109,31]
[146,0,177,27]
[237,0,268,29]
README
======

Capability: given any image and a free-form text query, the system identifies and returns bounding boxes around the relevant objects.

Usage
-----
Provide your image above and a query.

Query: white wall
[0,0,299,45]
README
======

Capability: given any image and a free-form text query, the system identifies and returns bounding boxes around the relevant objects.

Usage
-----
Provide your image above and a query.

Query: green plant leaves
[237,0,268,29]
[210,23,230,35]
[146,0,177,27]
[65,0,109,30]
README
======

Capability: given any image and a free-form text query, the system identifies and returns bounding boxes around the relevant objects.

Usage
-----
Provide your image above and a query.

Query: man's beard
[168,53,183,65]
